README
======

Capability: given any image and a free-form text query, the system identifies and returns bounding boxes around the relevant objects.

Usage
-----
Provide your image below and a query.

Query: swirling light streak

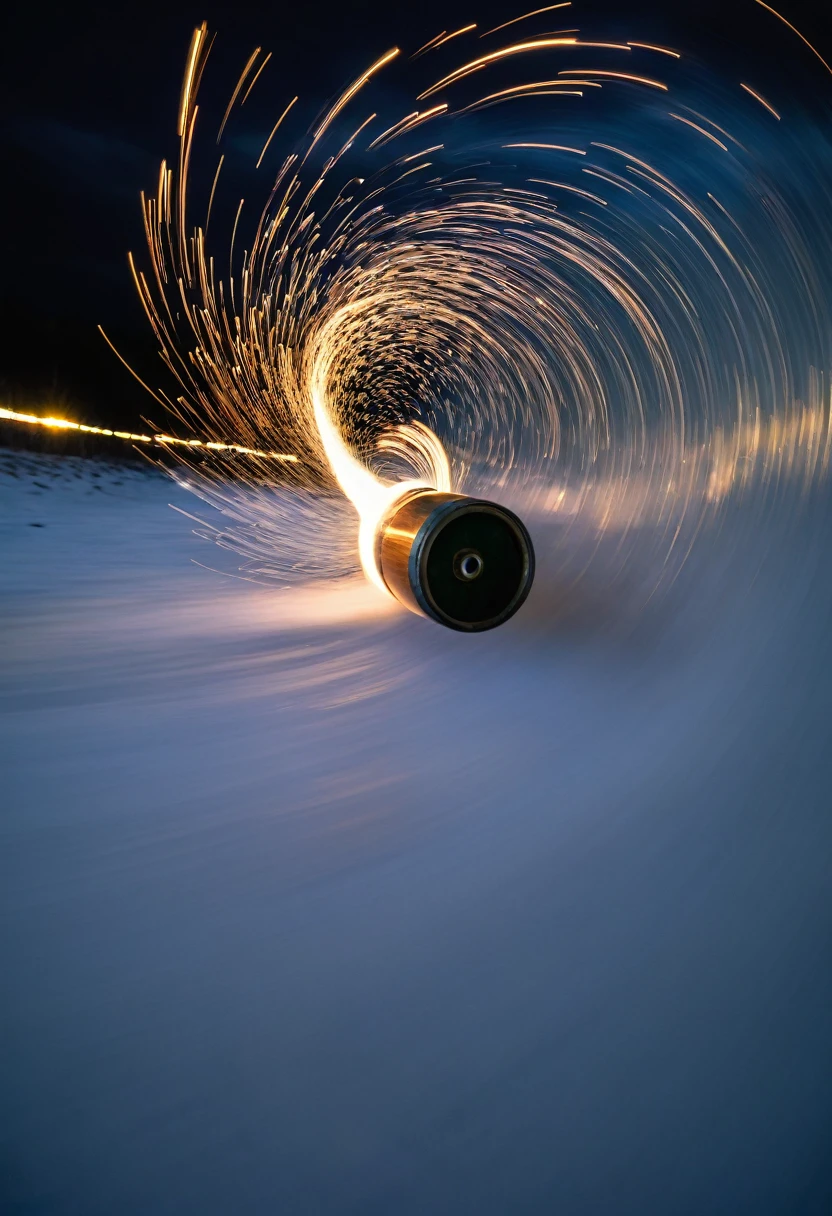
[740,82,781,120]
[89,5,832,605]
[754,0,832,77]
[481,5,574,41]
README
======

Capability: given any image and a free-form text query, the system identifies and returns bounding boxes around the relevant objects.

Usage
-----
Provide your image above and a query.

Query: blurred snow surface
[2,447,831,1215]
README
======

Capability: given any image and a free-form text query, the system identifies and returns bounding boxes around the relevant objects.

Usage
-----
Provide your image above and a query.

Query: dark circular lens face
[422,506,529,628]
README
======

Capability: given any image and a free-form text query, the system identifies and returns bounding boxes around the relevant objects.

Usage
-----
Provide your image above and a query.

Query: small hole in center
[455,550,484,581]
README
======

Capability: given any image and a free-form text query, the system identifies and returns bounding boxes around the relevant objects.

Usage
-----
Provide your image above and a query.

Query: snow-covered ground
[2,446,831,1214]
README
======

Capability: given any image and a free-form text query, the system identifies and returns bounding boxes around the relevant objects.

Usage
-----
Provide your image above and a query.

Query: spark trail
[105,4,832,604]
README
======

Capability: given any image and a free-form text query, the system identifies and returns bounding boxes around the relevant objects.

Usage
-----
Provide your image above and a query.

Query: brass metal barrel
[375,490,535,631]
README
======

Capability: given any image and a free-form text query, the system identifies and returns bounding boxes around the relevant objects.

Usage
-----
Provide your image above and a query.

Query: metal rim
[409,497,535,631]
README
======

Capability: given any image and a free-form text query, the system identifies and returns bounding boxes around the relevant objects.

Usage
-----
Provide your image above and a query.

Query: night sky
[2,0,830,429]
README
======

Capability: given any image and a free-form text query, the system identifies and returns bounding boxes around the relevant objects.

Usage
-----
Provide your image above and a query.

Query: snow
[2,446,831,1214]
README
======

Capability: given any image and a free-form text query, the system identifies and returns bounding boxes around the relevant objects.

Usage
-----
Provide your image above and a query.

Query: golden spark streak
[177,24,206,137]
[309,302,450,591]
[627,41,681,58]
[366,111,419,149]
[418,37,579,99]
[755,0,832,77]
[256,96,298,168]
[412,31,448,59]
[458,78,601,111]
[368,103,448,148]
[472,89,586,108]
[528,178,608,204]
[98,324,171,411]
[205,155,224,230]
[481,4,572,39]
[557,69,667,89]
[240,50,272,105]
[431,24,477,49]
[740,83,781,120]
[306,47,400,160]
[216,46,262,143]
[229,198,245,273]
[0,408,298,461]
[504,142,586,154]
[669,113,729,150]
[419,39,637,99]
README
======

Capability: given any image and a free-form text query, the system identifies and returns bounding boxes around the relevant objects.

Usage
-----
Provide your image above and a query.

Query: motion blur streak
[754,0,832,76]
[109,4,832,611]
[0,406,298,461]
[740,81,782,119]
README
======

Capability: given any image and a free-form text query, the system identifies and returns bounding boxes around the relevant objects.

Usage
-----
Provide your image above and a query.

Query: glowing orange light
[0,407,298,461]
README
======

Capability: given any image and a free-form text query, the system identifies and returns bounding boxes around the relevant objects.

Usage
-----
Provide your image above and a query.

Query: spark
[669,113,729,150]
[241,51,272,105]
[481,4,572,39]
[178,24,209,138]
[504,142,586,154]
[740,82,781,120]
[256,96,298,168]
[418,38,579,99]
[0,408,298,460]
[754,0,832,77]
[216,47,262,143]
[457,79,600,112]
[557,69,668,89]
[528,179,608,204]
[626,41,680,58]
[431,25,478,50]
[205,154,225,229]
[305,47,399,160]
[411,31,448,59]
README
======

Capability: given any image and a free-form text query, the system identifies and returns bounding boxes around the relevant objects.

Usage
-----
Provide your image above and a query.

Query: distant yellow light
[0,406,298,462]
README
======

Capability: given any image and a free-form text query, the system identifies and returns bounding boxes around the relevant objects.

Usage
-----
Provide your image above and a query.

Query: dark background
[0,0,830,431]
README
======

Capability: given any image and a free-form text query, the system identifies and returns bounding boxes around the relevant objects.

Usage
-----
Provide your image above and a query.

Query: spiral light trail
[114,2,832,606]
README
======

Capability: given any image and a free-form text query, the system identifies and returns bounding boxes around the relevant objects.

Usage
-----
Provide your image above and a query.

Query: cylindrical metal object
[375,490,535,632]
